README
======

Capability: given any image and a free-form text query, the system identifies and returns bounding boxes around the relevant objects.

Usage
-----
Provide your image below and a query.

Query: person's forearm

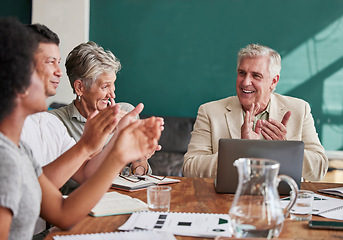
[75,131,120,183]
[300,102,328,181]
[302,148,328,181]
[41,150,126,230]
[40,116,161,230]
[75,104,148,182]
[42,141,93,188]
[0,207,12,240]
[183,150,218,178]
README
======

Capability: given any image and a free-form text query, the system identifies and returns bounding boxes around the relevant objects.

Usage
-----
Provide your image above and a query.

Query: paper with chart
[118,211,232,238]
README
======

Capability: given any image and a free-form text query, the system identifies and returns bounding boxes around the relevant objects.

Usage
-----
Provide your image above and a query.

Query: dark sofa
[142,116,195,176]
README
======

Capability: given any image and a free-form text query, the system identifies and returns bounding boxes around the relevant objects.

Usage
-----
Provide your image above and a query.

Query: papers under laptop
[215,139,304,195]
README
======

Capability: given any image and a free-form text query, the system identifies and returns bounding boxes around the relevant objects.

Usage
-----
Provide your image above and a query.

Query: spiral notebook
[53,230,176,240]
[281,193,343,220]
[313,194,343,220]
[119,211,232,238]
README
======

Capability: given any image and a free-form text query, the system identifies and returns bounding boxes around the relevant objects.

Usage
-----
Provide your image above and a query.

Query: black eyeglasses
[119,166,166,183]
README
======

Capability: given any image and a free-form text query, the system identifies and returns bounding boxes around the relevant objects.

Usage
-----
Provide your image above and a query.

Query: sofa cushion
[142,115,195,176]
[159,116,195,153]
[148,152,185,177]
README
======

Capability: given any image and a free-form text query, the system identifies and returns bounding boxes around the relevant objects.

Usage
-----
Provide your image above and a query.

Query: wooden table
[44,177,343,239]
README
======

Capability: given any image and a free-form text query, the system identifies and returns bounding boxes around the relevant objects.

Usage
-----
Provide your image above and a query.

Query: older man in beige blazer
[183,44,328,182]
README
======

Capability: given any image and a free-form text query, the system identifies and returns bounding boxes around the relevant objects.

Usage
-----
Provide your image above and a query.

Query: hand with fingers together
[115,103,144,133]
[108,103,165,174]
[109,97,130,123]
[131,142,163,175]
[80,97,129,133]
[260,111,291,140]
[78,103,121,158]
[130,113,164,174]
[241,102,292,141]
[113,117,162,166]
[241,102,262,139]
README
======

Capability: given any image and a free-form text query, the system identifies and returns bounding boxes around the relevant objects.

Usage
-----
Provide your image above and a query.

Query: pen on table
[134,227,148,230]
[281,196,326,201]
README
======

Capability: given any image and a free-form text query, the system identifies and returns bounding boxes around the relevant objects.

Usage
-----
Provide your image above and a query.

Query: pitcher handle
[278,174,299,218]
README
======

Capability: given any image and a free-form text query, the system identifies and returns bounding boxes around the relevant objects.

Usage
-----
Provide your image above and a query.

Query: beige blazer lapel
[225,94,287,139]
[225,97,244,139]
[269,93,286,122]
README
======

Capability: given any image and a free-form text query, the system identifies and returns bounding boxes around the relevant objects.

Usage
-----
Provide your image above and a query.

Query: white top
[21,112,76,234]
[21,112,76,167]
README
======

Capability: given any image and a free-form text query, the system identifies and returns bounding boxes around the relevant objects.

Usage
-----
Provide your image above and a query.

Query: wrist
[73,140,95,160]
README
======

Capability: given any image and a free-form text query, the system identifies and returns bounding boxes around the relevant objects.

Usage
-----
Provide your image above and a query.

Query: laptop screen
[215,138,304,195]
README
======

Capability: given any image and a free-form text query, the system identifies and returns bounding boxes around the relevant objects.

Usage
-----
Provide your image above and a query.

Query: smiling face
[236,56,279,113]
[34,43,62,97]
[79,72,117,113]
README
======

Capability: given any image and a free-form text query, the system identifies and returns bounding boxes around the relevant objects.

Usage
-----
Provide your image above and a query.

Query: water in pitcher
[230,205,284,238]
[228,158,298,239]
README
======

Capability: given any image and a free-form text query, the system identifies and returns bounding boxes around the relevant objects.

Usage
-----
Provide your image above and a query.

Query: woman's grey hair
[237,43,281,78]
[65,41,121,93]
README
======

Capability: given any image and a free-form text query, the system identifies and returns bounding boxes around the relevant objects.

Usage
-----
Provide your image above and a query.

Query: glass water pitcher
[229,158,298,239]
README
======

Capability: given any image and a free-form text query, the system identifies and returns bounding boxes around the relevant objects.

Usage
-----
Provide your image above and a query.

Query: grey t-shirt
[0,132,42,240]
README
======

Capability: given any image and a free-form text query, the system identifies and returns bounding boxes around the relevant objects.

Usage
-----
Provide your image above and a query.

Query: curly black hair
[0,17,38,122]
[26,23,60,45]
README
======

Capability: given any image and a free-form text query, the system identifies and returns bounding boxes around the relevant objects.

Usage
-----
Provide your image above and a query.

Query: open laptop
[215,138,304,195]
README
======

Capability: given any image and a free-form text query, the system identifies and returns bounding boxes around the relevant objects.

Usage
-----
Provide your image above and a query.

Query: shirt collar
[67,101,87,123]
[257,101,271,117]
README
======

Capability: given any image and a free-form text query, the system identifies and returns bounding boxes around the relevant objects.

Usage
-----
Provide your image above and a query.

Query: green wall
[2,0,343,150]
[0,0,31,23]
[90,0,343,150]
